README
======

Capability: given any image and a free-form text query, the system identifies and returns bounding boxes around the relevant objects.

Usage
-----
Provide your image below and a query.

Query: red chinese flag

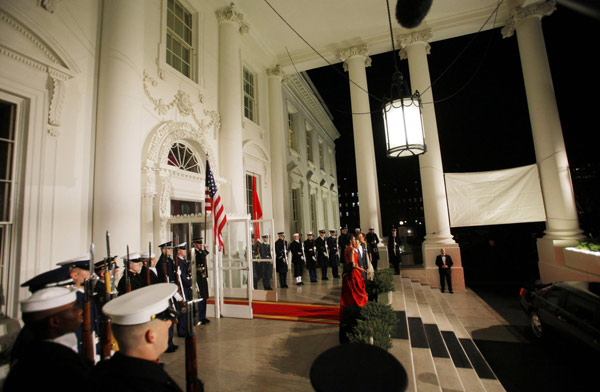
[252,176,262,243]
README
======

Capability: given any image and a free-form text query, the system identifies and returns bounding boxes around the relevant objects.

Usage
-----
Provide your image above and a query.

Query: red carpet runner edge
[207,299,340,325]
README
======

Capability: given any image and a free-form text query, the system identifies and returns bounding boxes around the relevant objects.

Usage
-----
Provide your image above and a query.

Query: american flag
[205,160,227,249]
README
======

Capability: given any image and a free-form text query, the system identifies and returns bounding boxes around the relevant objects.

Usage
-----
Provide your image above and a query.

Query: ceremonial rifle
[125,245,132,293]
[82,243,97,363]
[146,241,152,286]
[100,231,115,360]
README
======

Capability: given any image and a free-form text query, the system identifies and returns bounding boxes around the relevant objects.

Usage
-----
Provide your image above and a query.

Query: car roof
[556,281,600,300]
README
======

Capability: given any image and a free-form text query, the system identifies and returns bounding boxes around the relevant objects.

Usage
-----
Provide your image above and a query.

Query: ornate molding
[398,30,432,60]
[143,71,221,139]
[338,44,371,69]
[40,0,62,13]
[267,64,285,80]
[48,76,65,126]
[215,3,249,34]
[502,0,557,38]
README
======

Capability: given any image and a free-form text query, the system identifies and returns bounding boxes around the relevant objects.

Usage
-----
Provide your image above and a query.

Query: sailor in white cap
[316,230,330,281]
[4,287,90,391]
[275,232,289,288]
[289,233,305,286]
[192,237,210,325]
[304,232,318,283]
[91,284,182,392]
[174,242,192,337]
[118,252,158,295]
[259,234,273,290]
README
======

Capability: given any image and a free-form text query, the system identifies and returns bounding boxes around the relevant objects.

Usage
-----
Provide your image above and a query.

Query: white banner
[445,164,546,228]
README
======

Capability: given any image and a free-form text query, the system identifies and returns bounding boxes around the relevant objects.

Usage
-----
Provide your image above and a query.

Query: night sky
[307,5,600,238]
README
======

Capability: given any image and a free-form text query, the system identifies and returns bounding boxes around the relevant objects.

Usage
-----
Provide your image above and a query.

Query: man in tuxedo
[435,248,453,294]
[388,228,402,275]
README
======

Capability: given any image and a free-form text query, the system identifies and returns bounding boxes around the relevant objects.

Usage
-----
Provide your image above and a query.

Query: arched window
[167,142,200,173]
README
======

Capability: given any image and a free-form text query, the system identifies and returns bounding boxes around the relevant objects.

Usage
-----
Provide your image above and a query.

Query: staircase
[388,277,505,392]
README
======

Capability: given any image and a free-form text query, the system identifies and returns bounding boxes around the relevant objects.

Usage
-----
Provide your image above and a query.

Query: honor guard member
[118,252,158,295]
[274,232,289,288]
[290,233,305,286]
[388,228,403,275]
[4,287,90,391]
[92,284,183,392]
[316,230,330,280]
[327,229,340,278]
[141,251,160,284]
[57,255,101,356]
[366,227,381,270]
[154,241,179,353]
[93,257,119,311]
[338,226,350,265]
[192,237,210,325]
[260,234,274,290]
[304,232,318,283]
[174,242,192,337]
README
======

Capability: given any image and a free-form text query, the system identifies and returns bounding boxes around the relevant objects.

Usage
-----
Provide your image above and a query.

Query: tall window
[0,101,16,298]
[291,188,300,234]
[167,143,200,173]
[329,149,335,173]
[310,194,317,233]
[166,0,193,79]
[319,141,325,169]
[322,197,328,230]
[288,112,298,151]
[243,67,257,122]
[245,174,255,215]
[306,126,313,163]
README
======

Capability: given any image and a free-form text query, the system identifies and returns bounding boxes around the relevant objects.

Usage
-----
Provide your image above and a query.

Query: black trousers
[278,272,287,287]
[439,268,453,292]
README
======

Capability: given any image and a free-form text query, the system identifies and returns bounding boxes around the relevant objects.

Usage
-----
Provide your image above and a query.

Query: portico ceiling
[216,0,528,71]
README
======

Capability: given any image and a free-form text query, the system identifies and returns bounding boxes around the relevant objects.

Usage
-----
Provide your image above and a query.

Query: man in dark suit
[327,229,340,278]
[435,248,453,294]
[388,228,402,275]
[338,227,350,265]
[275,232,289,288]
[290,233,305,286]
[304,232,318,283]
[365,227,380,270]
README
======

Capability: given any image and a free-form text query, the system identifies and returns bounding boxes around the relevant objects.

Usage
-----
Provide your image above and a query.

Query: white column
[503,0,582,241]
[339,44,382,235]
[216,4,248,216]
[93,0,144,255]
[399,31,464,290]
[267,65,290,233]
[399,31,454,246]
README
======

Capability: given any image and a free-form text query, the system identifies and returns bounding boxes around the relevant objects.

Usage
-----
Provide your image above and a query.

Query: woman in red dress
[339,234,368,343]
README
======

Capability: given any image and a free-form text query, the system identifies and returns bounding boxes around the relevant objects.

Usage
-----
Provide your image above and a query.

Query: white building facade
[0,0,340,318]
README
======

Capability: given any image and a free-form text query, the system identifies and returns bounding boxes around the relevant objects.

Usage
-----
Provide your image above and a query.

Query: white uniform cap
[21,287,77,313]
[122,252,142,262]
[176,242,187,249]
[103,283,178,325]
[293,233,299,237]
[57,254,90,266]
[140,252,155,259]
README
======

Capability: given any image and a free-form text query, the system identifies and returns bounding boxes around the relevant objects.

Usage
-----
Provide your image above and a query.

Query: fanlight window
[167,143,200,173]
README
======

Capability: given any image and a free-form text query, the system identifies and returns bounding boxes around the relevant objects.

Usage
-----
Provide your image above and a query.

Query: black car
[520,281,600,351]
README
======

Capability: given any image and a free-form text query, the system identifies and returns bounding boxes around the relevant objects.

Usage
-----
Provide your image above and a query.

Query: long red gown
[340,246,368,314]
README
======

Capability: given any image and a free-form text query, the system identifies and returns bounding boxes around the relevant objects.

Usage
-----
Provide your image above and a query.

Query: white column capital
[398,30,432,60]
[502,0,556,38]
[266,64,285,80]
[215,3,249,34]
[339,44,371,70]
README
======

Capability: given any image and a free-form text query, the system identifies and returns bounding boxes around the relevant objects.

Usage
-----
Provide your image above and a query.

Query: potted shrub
[347,302,397,351]
[367,268,395,304]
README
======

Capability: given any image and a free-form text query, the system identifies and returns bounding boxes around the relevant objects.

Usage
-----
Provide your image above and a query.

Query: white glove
[177,268,182,276]
[174,292,183,302]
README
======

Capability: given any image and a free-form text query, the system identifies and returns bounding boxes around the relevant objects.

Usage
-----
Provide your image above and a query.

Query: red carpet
[207,298,340,324]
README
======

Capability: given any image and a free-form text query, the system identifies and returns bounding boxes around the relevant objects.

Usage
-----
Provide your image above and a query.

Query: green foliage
[369,268,395,296]
[576,240,600,252]
[346,302,397,351]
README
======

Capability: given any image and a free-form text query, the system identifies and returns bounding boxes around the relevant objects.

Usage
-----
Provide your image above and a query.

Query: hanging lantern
[383,72,426,157]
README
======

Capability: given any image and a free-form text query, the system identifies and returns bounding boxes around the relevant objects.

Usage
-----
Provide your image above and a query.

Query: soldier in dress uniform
[316,229,330,281]
[338,226,350,265]
[93,257,119,312]
[304,232,318,283]
[366,227,380,270]
[252,235,263,290]
[290,233,305,286]
[141,251,159,283]
[57,256,100,357]
[260,234,273,290]
[327,229,340,279]
[274,232,289,288]
[192,237,210,325]
[174,242,192,337]
[117,252,158,295]
[91,284,182,392]
[4,287,90,391]
[154,241,178,353]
